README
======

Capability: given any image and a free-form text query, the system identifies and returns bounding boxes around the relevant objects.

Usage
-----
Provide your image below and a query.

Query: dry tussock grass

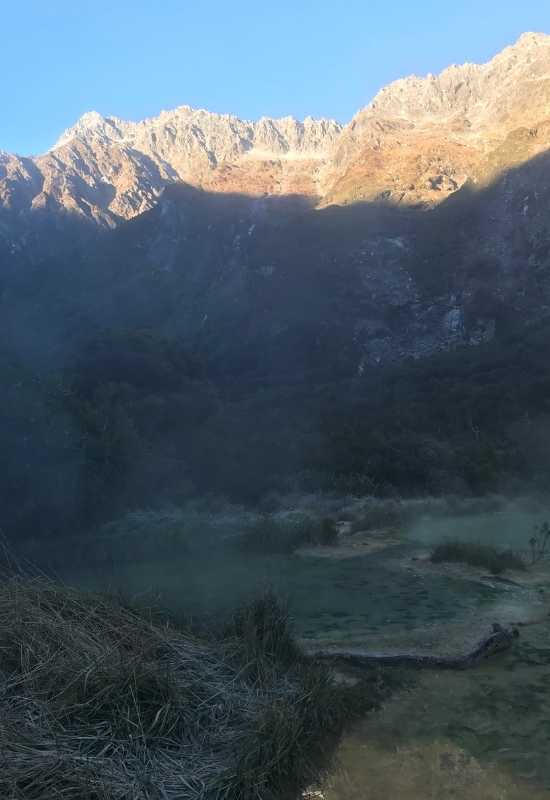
[0,577,361,800]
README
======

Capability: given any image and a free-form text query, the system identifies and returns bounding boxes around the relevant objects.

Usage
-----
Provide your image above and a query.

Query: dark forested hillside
[3,151,550,541]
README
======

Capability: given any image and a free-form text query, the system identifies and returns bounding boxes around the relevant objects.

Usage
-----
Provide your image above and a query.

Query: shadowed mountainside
[2,150,550,541]
[3,144,549,374]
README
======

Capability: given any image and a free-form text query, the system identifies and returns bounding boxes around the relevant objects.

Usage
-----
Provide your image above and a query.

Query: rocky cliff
[325,32,550,206]
[3,32,550,226]
[1,109,341,225]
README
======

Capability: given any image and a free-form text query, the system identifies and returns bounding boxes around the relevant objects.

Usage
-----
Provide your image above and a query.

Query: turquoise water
[408,509,548,550]
[65,543,500,641]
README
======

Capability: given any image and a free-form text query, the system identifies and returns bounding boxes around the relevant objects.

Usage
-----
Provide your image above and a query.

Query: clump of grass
[430,540,526,575]
[350,501,404,534]
[224,590,400,796]
[228,591,300,666]
[0,577,377,800]
[238,514,338,554]
[529,521,550,564]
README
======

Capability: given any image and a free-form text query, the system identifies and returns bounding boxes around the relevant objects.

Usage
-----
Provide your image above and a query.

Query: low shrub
[238,514,338,554]
[349,501,404,533]
[430,540,526,575]
[528,521,550,564]
[328,472,379,496]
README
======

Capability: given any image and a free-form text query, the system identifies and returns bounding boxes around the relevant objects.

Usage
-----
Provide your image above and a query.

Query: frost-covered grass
[0,578,385,800]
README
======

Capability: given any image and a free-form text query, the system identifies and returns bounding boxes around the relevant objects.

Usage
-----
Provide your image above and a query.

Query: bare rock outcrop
[323,32,550,205]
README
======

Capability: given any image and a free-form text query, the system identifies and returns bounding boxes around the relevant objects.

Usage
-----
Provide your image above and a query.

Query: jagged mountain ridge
[2,32,550,226]
[1,109,343,226]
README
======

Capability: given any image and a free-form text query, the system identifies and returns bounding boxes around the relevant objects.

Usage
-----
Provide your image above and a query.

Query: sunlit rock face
[4,33,550,225]
[323,32,550,206]
[6,108,342,225]
[0,152,42,212]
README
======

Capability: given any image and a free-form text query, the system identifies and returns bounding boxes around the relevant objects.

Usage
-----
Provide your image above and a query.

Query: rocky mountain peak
[32,105,342,223]
[512,30,548,47]
[53,111,124,150]
[2,33,550,222]
[359,31,550,125]
[52,105,341,160]
[323,31,550,206]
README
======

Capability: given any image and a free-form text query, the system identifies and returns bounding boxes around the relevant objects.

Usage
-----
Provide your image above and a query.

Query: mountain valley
[3,33,550,537]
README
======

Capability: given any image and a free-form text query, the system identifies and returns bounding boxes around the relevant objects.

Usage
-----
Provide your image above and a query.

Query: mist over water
[29,493,546,646]
[407,502,550,550]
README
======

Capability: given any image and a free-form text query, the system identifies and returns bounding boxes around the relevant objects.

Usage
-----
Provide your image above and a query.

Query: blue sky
[1,0,549,155]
